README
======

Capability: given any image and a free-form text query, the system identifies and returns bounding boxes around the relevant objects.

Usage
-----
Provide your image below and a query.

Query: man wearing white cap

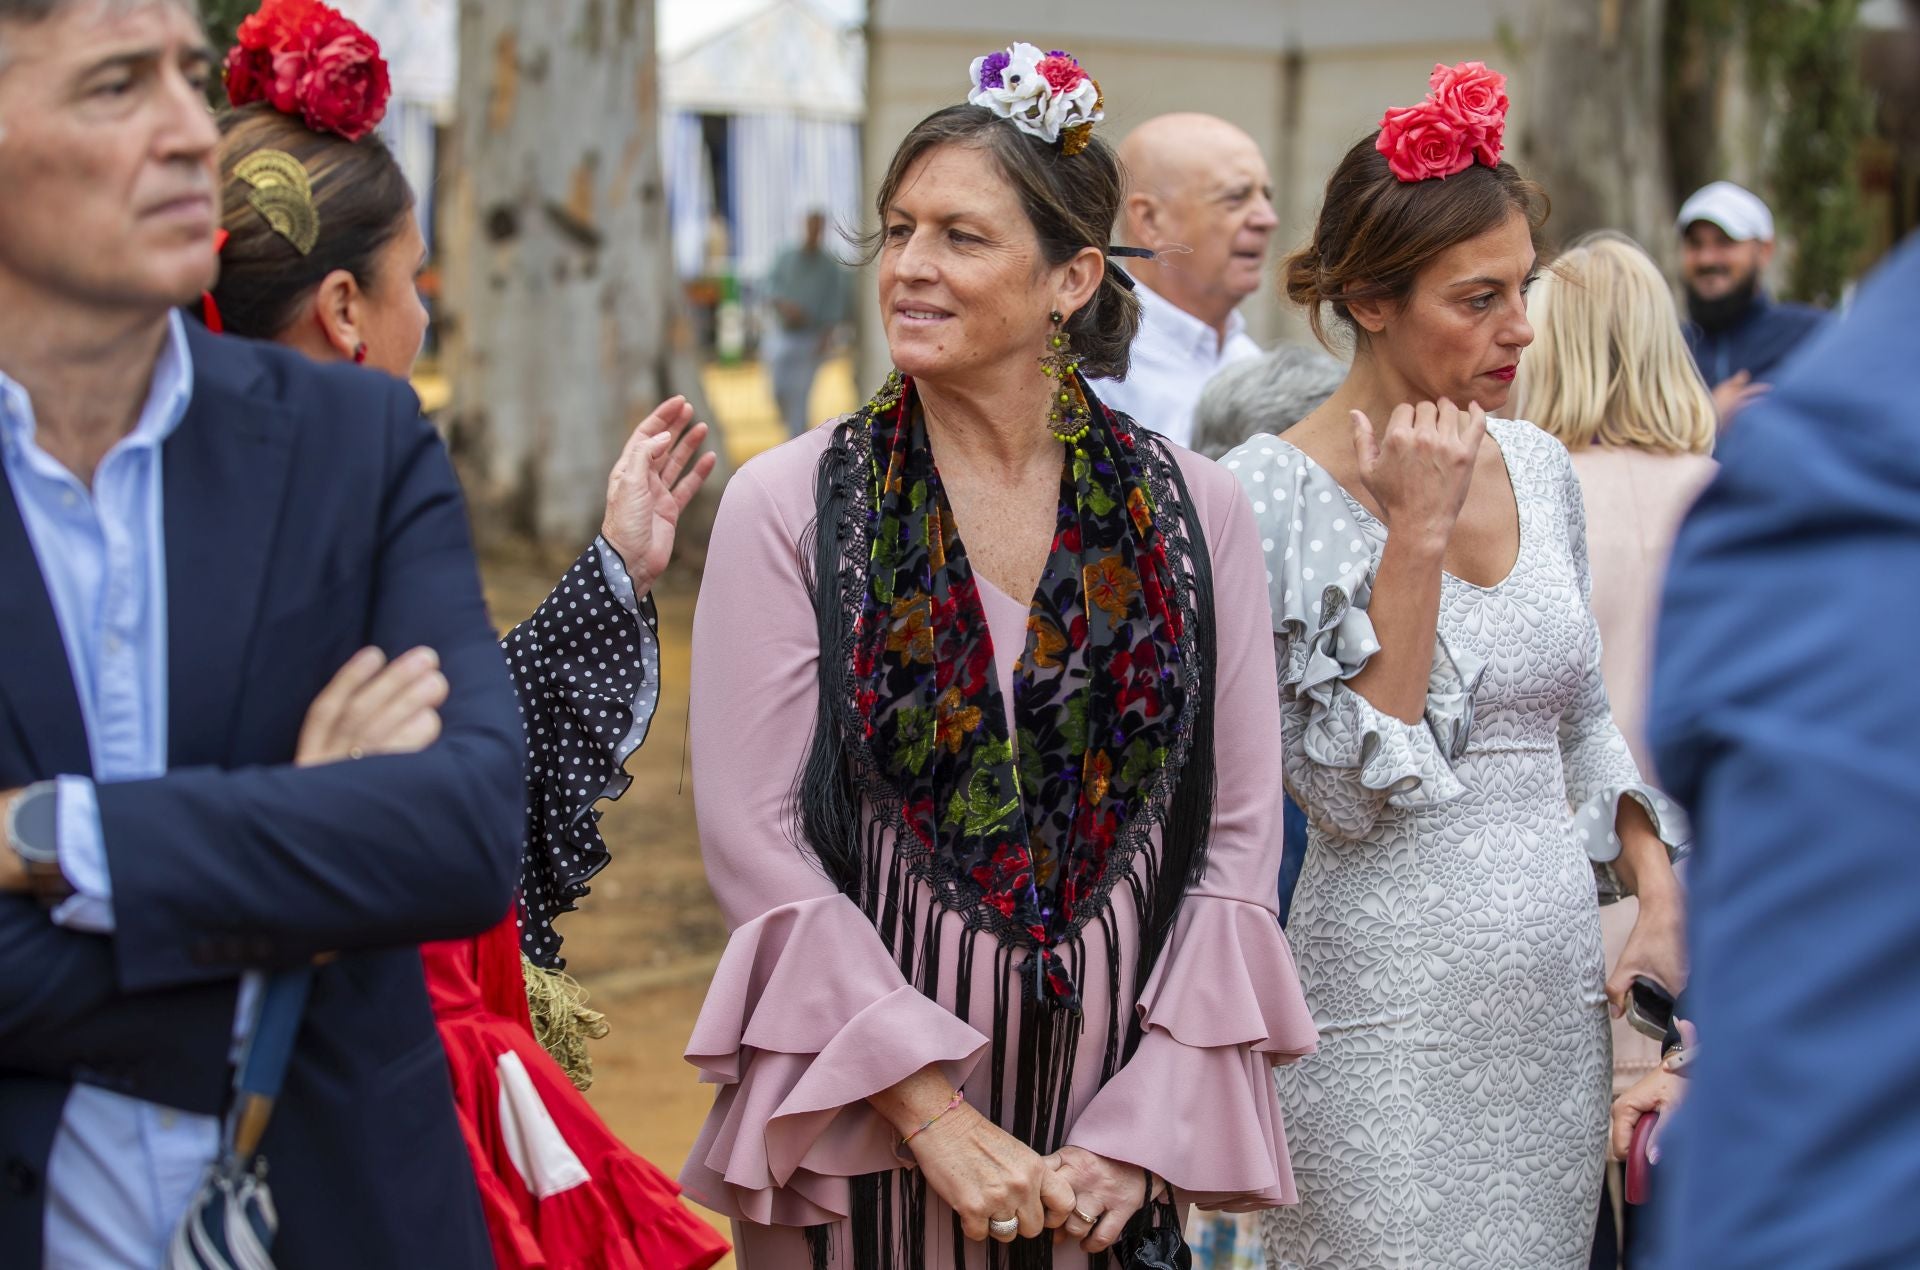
[1677,180,1825,423]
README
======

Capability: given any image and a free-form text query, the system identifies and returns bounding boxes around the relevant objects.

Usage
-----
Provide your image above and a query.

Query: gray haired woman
[1190,345,1347,461]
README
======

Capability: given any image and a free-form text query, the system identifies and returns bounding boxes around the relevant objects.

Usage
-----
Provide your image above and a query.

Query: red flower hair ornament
[224,0,392,143]
[1374,61,1508,183]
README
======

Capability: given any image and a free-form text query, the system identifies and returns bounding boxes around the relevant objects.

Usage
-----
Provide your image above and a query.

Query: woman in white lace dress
[1233,68,1689,1269]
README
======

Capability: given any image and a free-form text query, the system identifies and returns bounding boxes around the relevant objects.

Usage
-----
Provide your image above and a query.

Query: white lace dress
[1224,420,1687,1270]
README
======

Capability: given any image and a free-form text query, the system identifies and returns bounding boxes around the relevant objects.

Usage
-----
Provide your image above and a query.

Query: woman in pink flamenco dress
[677,41,1318,1270]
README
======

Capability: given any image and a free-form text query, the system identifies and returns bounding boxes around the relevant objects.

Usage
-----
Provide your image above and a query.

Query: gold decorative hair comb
[235,150,320,255]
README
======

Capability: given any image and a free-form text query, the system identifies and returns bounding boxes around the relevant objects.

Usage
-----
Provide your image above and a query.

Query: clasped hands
[894,1092,1163,1253]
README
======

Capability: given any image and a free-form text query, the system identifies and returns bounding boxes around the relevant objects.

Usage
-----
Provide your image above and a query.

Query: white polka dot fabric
[505,537,662,969]
[1224,420,1688,1269]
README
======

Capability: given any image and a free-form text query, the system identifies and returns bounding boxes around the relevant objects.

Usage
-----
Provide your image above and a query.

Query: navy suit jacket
[0,323,524,1267]
[1649,234,1920,1266]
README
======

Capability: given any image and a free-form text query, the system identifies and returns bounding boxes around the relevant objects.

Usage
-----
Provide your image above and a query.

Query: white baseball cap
[1677,181,1775,242]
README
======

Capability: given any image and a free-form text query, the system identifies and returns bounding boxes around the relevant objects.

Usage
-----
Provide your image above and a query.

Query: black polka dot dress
[503,537,661,969]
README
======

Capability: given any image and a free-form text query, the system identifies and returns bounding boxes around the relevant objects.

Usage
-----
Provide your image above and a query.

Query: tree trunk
[1519,0,1676,263]
[440,0,723,552]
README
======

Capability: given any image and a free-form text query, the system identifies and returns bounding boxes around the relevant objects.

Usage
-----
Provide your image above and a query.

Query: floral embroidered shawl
[796,370,1218,1270]
[845,371,1194,1008]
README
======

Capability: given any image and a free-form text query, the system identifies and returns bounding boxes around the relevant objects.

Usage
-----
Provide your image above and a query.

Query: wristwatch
[6,782,74,907]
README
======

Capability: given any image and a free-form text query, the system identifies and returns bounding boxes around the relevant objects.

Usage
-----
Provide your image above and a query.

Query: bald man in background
[1090,112,1278,447]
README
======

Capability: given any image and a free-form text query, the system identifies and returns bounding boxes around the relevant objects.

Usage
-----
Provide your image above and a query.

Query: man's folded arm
[0,898,236,1112]
[94,393,527,992]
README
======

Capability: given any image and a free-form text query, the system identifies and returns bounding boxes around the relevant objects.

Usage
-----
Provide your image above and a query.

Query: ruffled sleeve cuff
[1290,596,1485,813]
[679,895,989,1227]
[1065,897,1318,1210]
[1232,439,1484,815]
[1577,784,1693,904]
[505,541,663,967]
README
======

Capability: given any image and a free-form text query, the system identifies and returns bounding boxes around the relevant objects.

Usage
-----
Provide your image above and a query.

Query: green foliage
[1665,0,1872,304]
[200,0,257,107]
[1742,0,1872,304]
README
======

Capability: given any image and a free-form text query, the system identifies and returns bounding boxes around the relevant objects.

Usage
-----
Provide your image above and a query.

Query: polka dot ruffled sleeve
[1223,434,1485,842]
[503,537,663,968]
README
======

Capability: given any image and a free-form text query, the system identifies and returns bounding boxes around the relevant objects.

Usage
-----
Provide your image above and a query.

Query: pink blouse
[1570,444,1715,1092]
[678,425,1317,1267]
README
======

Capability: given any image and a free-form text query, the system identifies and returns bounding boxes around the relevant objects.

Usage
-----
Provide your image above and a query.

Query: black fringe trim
[790,411,1220,1270]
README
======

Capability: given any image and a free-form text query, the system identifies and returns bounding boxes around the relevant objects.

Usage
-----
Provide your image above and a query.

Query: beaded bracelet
[900,1089,967,1150]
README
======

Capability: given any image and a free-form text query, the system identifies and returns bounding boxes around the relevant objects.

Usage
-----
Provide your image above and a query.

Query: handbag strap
[226,967,315,1160]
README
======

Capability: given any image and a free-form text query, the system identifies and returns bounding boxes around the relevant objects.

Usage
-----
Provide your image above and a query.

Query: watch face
[10,786,59,863]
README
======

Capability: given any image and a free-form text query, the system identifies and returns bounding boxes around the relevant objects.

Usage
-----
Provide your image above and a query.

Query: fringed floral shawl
[795,372,1217,1270]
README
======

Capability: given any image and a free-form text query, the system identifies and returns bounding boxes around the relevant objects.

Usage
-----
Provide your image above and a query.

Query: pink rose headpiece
[1375,61,1509,184]
[967,42,1104,156]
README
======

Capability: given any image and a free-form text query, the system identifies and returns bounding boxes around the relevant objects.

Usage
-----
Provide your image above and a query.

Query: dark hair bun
[207,104,414,341]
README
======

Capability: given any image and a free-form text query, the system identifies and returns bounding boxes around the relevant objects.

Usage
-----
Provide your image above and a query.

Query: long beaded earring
[1040,309,1091,444]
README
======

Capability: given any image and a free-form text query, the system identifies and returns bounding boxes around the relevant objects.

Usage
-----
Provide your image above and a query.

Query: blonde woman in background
[1515,229,1717,1269]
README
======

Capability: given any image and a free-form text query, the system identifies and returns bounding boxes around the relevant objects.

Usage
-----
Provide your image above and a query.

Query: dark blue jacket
[1684,290,1825,386]
[1649,234,1920,1267]
[0,323,524,1268]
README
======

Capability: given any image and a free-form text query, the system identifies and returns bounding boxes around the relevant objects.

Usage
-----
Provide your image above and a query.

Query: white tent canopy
[662,0,864,123]
[334,0,456,106]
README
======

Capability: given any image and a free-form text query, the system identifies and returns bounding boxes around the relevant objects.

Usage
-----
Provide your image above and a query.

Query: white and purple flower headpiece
[967,42,1104,155]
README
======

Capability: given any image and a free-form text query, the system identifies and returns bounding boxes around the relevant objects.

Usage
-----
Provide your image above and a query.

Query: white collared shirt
[1089,281,1263,449]
[0,313,228,1268]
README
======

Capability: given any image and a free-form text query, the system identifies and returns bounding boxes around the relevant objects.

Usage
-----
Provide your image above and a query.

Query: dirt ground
[482,545,737,1263]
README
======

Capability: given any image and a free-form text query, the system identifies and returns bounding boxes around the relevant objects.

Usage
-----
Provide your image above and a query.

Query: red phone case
[1624,1110,1660,1205]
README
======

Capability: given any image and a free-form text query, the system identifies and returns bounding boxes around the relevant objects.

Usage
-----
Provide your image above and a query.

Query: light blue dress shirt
[0,313,233,1269]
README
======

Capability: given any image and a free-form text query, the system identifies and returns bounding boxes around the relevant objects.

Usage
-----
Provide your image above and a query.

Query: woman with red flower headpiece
[200,4,728,1268]
[1221,64,1689,1269]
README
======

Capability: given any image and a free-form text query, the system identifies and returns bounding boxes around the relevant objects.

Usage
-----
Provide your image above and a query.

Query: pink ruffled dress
[678,424,1318,1267]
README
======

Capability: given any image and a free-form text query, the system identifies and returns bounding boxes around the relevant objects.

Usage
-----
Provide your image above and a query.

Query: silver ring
[988,1216,1019,1239]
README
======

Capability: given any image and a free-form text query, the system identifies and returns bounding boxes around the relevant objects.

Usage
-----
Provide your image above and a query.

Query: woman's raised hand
[600,395,719,598]
[904,1102,1077,1243]
[1350,398,1487,549]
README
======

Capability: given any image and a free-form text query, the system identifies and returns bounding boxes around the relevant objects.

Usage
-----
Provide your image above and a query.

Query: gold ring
[1072,1209,1098,1226]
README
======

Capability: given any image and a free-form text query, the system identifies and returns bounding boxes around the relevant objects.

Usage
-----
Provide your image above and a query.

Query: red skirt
[423,917,730,1270]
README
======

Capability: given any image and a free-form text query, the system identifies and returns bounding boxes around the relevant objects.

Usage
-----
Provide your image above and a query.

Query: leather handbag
[1114,1171,1192,1270]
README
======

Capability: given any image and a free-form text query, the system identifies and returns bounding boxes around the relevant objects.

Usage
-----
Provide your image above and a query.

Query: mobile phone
[1624,976,1676,1044]
[1625,1110,1659,1205]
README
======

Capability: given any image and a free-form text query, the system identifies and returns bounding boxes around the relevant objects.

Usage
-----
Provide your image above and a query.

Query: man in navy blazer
[0,2,521,1265]
[1646,101,1920,1270]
